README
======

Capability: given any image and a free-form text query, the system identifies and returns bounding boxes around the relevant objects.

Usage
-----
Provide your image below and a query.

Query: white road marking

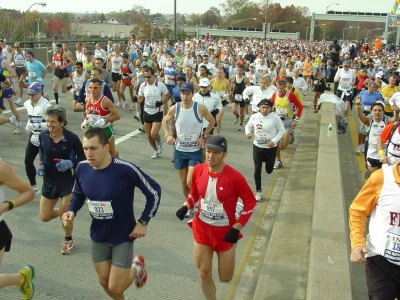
[115,129,141,144]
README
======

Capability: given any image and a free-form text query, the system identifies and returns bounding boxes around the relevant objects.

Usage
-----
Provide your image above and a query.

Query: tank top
[73,71,86,95]
[246,72,257,85]
[303,62,312,76]
[111,54,123,73]
[367,117,387,160]
[175,102,203,152]
[24,97,51,146]
[83,61,93,75]
[76,51,83,62]
[86,95,111,128]
[275,91,294,118]
[53,51,67,70]
[14,52,27,68]
[366,164,400,266]
[233,75,246,95]
[211,78,228,98]
[0,185,4,222]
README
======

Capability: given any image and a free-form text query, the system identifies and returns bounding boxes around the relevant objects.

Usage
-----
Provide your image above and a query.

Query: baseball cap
[56,43,62,48]
[143,52,149,57]
[238,52,243,56]
[257,99,273,107]
[249,63,255,67]
[199,78,210,87]
[343,60,350,66]
[27,82,43,92]
[180,82,194,93]
[204,135,228,152]
[86,51,92,55]
[286,77,294,84]
[122,53,128,59]
[176,73,186,81]
[53,35,58,39]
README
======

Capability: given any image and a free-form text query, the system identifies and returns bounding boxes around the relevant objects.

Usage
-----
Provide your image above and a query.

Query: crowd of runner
[1,32,400,299]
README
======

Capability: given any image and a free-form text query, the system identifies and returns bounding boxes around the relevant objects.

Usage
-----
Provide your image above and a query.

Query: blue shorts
[130,54,138,60]
[173,148,202,170]
[1,88,13,99]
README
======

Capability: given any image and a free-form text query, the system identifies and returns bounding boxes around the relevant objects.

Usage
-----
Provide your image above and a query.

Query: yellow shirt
[274,91,294,118]
[380,85,400,113]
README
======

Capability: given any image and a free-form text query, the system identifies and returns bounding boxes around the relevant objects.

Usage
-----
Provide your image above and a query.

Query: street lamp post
[326,3,339,13]
[306,26,311,40]
[230,18,257,29]
[366,28,383,40]
[342,26,354,40]
[264,0,269,39]
[23,2,47,42]
[35,18,40,47]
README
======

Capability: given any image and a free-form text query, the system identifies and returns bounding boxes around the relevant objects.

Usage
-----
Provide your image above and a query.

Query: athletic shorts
[16,67,27,77]
[121,79,133,86]
[367,157,382,168]
[130,54,138,60]
[143,111,163,123]
[91,240,134,268]
[88,124,114,140]
[192,217,242,253]
[1,87,13,99]
[281,118,294,132]
[0,220,13,252]
[337,90,352,102]
[173,148,202,170]
[165,84,175,95]
[42,180,73,199]
[221,99,228,107]
[54,69,68,79]
[233,100,246,108]
[111,72,121,83]
[313,83,326,93]
[366,255,400,299]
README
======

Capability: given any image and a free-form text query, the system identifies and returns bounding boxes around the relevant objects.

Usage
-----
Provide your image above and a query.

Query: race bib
[364,105,371,112]
[28,72,36,78]
[179,133,197,147]
[55,61,61,67]
[15,58,25,67]
[113,62,121,71]
[384,231,400,263]
[256,132,270,145]
[30,133,40,146]
[276,108,288,118]
[146,99,156,109]
[234,94,243,101]
[88,114,102,126]
[200,198,224,220]
[87,200,114,220]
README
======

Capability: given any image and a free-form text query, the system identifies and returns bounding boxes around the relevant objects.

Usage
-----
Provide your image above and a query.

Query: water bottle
[327,123,333,137]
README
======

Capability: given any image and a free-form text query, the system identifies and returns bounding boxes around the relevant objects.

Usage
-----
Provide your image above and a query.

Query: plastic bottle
[327,123,333,137]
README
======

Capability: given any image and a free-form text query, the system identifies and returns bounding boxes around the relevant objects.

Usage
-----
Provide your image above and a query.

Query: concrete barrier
[305,103,352,300]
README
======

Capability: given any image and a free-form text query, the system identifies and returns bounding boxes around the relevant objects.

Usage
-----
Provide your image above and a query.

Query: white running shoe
[9,116,17,127]
[15,98,23,106]
[130,103,134,111]
[360,144,365,153]
[238,125,243,131]
[151,150,159,159]
[115,101,120,108]
[244,115,249,122]
[157,141,163,155]
[255,191,263,202]
[121,101,126,110]
[133,255,147,288]
[14,122,22,134]
[350,111,354,116]
[343,117,348,125]
[356,145,362,154]
[233,115,239,124]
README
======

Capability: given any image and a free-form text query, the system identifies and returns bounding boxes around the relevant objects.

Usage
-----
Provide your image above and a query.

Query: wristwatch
[234,223,243,230]
[138,219,148,226]
[202,134,207,139]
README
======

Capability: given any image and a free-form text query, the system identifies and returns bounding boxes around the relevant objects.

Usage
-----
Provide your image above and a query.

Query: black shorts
[143,111,163,123]
[366,255,400,299]
[233,100,246,108]
[16,67,27,77]
[73,94,78,101]
[337,90,352,102]
[221,100,228,107]
[54,69,68,79]
[111,72,121,83]
[367,157,382,168]
[42,180,73,199]
[0,220,13,252]
[313,83,326,93]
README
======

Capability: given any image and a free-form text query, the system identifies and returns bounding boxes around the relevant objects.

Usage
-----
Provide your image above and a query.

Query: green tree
[99,13,106,23]
[181,15,187,25]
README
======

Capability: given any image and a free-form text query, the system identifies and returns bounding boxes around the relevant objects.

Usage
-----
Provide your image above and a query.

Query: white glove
[70,88,76,95]
[25,125,32,134]
[93,118,106,128]
[81,119,89,130]
[36,77,42,83]
[223,94,229,100]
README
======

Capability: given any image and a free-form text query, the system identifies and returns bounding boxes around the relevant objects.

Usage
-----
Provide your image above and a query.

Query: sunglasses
[28,93,38,97]
[144,76,152,78]
[89,86,101,90]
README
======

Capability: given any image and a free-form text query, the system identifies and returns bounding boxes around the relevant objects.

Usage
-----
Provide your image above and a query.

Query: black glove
[176,206,189,220]
[155,101,163,107]
[224,227,240,243]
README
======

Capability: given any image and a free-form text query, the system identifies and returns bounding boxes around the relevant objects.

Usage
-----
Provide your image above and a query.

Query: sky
[3,0,396,15]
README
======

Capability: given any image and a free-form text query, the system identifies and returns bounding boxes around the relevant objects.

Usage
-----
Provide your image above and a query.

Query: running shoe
[157,141,163,155]
[255,191,263,202]
[138,126,146,132]
[356,145,362,154]
[350,110,354,116]
[289,130,295,145]
[9,116,17,127]
[121,101,126,110]
[130,103,134,111]
[360,144,365,153]
[15,98,23,106]
[343,117,348,125]
[14,265,35,300]
[151,150,159,159]
[133,254,147,288]
[115,101,120,108]
[234,115,239,124]
[61,239,74,255]
[134,115,140,121]
[184,208,194,218]
[244,115,249,122]
[313,107,318,113]
[238,125,243,131]
[274,160,283,169]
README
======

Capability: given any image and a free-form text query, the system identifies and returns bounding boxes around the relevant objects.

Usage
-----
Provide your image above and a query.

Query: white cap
[142,52,149,57]
[238,52,243,56]
[199,78,210,87]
